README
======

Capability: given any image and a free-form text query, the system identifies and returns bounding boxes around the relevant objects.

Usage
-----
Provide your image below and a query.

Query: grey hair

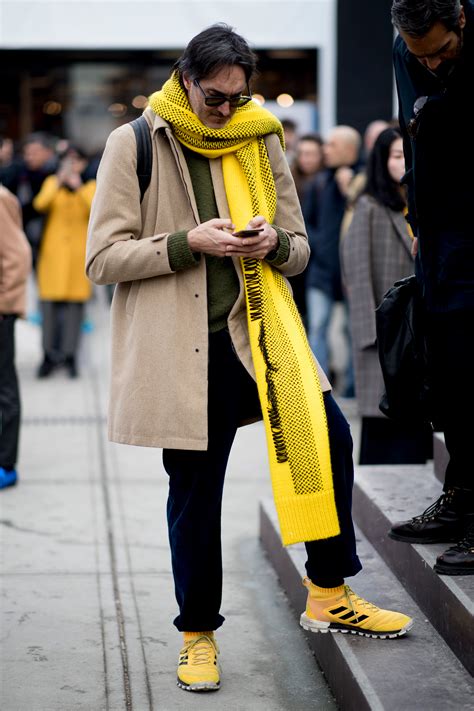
[391,0,463,37]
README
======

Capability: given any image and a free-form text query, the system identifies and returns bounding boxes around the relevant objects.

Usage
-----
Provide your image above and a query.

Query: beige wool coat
[0,186,32,316]
[86,107,330,449]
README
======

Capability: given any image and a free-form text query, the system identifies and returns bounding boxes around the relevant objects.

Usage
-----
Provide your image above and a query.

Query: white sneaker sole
[177,678,220,692]
[299,612,414,639]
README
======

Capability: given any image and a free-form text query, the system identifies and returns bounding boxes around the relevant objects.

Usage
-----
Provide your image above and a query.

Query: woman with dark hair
[342,127,432,464]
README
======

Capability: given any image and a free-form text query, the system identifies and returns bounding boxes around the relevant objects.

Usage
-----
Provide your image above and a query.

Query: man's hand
[411,237,418,258]
[187,216,279,260]
[225,216,279,259]
[187,218,236,257]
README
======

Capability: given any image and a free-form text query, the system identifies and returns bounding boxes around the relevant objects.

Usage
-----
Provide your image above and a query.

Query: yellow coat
[34,176,95,301]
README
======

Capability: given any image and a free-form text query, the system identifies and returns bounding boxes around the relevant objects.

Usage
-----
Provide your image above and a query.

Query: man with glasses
[87,24,412,694]
[390,0,474,576]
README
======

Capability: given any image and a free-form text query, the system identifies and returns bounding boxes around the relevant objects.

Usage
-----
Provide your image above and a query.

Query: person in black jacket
[306,126,363,397]
[14,134,57,269]
[389,0,474,576]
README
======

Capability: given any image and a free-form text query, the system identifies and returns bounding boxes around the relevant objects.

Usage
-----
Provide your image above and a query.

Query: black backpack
[376,275,431,424]
[130,115,152,203]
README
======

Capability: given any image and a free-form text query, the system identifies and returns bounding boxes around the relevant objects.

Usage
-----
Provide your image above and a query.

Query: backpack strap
[130,115,152,203]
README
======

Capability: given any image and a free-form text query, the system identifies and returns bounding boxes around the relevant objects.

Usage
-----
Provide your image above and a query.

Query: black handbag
[375,275,431,423]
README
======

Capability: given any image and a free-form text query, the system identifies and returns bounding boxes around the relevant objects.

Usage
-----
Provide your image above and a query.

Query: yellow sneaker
[177,634,220,692]
[300,577,413,639]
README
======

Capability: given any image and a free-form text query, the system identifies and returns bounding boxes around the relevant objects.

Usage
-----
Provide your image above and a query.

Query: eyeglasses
[407,95,428,139]
[193,79,252,108]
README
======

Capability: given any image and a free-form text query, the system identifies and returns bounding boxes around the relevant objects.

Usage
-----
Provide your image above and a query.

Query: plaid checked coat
[342,195,414,417]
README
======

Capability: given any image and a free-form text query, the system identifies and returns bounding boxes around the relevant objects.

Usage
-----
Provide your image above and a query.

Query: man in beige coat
[0,177,32,489]
[87,24,411,694]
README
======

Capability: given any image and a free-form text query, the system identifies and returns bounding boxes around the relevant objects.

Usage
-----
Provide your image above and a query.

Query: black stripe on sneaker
[329,606,347,615]
[340,610,357,620]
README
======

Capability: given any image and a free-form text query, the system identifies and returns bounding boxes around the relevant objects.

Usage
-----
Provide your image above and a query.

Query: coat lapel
[387,208,414,258]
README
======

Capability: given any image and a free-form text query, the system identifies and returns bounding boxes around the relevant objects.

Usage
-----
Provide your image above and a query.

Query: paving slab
[0,575,111,710]
[17,422,101,483]
[0,480,108,575]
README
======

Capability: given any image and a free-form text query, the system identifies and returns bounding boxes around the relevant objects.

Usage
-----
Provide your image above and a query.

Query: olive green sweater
[167,146,290,332]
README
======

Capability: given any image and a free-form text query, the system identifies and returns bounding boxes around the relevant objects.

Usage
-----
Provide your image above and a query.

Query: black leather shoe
[37,356,55,378]
[65,356,78,379]
[388,491,468,544]
[434,521,474,575]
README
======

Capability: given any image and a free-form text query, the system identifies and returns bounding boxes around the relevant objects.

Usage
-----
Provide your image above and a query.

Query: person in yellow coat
[34,146,95,377]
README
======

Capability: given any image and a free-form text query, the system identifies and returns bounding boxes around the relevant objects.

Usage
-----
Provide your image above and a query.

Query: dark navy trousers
[163,328,361,632]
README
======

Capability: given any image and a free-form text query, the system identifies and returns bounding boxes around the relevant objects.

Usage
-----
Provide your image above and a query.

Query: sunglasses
[193,79,252,108]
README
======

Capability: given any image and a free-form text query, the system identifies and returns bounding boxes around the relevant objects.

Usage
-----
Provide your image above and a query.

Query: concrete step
[433,432,448,485]
[352,465,474,676]
[260,498,474,711]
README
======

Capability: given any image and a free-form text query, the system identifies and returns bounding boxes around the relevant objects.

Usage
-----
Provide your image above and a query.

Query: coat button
[195,294,199,297]
[195,348,199,352]
[156,250,161,255]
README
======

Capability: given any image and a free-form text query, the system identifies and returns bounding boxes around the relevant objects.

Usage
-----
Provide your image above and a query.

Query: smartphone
[232,228,264,237]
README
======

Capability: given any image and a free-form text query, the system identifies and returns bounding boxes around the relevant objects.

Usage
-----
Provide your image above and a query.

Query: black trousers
[163,328,361,632]
[0,315,20,470]
[427,309,474,497]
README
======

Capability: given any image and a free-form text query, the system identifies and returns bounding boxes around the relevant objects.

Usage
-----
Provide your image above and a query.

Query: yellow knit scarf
[149,74,340,545]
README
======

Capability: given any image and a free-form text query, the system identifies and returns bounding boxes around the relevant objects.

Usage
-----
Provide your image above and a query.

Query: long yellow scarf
[149,74,340,545]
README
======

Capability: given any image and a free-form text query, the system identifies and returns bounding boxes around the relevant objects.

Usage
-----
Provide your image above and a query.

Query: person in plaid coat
[342,127,432,464]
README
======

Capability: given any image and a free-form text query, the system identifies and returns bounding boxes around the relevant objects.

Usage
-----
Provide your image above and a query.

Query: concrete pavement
[0,286,338,711]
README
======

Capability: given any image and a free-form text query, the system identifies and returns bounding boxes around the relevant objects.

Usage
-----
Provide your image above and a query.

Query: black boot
[37,354,55,378]
[64,355,78,379]
[389,489,472,544]
[434,520,474,575]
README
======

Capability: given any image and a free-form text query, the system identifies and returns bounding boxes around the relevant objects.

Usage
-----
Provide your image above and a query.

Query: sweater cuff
[265,226,290,266]
[167,231,200,271]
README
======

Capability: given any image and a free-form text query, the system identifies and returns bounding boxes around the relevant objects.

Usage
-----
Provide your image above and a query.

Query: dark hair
[62,143,88,160]
[23,132,54,150]
[298,133,323,147]
[174,23,258,83]
[364,127,406,211]
[391,0,462,36]
[281,119,297,132]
